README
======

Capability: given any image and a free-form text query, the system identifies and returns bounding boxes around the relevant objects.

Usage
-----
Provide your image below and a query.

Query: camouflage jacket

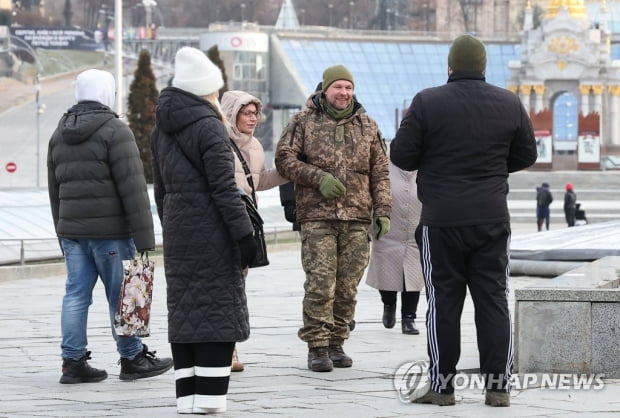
[275,92,391,223]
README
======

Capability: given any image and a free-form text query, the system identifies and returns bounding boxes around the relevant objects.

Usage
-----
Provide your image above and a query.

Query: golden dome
[545,0,587,19]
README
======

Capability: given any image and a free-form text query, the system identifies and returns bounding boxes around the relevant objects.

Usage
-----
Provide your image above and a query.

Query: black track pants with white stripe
[172,342,235,413]
[415,223,513,394]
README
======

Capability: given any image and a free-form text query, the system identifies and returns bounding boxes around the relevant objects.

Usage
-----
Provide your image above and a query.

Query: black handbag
[174,133,269,268]
[239,192,269,268]
[229,139,269,268]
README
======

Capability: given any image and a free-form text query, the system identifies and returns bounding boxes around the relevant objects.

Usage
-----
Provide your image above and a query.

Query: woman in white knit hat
[151,46,257,415]
[220,90,288,372]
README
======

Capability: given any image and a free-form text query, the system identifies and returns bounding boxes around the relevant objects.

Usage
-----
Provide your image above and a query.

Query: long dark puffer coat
[151,87,254,343]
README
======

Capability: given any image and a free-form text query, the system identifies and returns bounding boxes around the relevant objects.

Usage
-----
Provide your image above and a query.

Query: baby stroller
[575,203,588,226]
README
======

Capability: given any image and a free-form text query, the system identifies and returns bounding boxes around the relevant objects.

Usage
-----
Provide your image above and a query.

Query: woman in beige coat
[221,90,288,370]
[366,161,423,334]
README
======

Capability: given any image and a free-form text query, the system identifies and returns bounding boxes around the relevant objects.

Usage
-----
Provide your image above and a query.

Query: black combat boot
[307,347,333,372]
[59,351,108,384]
[119,345,173,381]
[328,345,353,368]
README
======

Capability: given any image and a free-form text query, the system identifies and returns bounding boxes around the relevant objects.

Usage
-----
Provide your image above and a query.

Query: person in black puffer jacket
[48,69,172,385]
[150,47,256,415]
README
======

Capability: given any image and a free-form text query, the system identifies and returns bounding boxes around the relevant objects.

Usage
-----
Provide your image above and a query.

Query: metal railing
[0,237,59,266]
[0,227,300,266]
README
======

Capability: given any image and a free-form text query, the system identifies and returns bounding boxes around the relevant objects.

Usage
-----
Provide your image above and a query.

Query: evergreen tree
[207,45,228,97]
[127,49,158,184]
[0,10,10,26]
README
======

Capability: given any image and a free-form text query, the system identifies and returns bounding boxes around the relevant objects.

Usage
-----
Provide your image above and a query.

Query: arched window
[553,91,578,143]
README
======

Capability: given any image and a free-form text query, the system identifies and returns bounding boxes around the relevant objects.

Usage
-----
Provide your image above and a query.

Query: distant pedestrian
[564,183,577,227]
[536,182,553,231]
[390,34,537,407]
[275,64,392,372]
[47,69,173,385]
[220,89,289,372]
[366,162,423,335]
[151,47,257,414]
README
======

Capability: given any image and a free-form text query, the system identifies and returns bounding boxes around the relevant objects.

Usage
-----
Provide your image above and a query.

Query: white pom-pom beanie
[75,69,116,109]
[172,47,224,97]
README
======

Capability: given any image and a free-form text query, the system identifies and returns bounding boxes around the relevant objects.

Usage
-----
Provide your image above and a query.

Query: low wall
[514,256,620,378]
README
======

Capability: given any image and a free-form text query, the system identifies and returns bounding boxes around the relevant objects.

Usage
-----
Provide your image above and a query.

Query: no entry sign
[5,162,17,173]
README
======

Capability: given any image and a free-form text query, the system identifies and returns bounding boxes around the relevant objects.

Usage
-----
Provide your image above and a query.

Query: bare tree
[458,0,483,33]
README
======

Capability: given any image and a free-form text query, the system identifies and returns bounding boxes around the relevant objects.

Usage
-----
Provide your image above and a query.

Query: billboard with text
[10,27,106,50]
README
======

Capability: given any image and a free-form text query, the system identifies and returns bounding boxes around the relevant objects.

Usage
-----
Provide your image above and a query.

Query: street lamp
[142,0,157,38]
[328,3,333,27]
[300,8,305,26]
[241,3,246,22]
[349,1,354,29]
[35,74,42,189]
[9,35,44,188]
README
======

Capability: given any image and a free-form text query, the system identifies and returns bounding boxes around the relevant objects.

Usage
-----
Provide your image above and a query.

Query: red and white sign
[200,32,269,53]
[230,36,242,48]
[5,161,17,173]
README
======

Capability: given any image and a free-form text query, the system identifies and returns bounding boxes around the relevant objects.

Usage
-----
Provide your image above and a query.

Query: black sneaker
[119,345,173,381]
[410,384,456,406]
[59,351,108,384]
[485,390,510,407]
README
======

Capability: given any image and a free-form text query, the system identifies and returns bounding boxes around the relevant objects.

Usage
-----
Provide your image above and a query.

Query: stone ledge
[515,256,620,378]
[515,289,620,301]
[516,256,620,292]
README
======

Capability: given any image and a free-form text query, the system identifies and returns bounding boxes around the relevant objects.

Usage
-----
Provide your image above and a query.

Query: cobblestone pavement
[0,248,618,417]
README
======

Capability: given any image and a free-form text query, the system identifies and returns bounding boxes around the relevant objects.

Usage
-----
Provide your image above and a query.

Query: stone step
[505,171,620,223]
[508,197,620,223]
[508,190,620,201]
[508,170,620,190]
[509,214,615,223]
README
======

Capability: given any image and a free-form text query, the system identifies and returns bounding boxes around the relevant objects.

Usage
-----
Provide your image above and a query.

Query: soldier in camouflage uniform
[275,65,392,372]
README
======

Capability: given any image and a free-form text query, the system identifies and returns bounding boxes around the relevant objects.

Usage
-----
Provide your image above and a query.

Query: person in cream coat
[366,161,424,335]
[221,90,288,371]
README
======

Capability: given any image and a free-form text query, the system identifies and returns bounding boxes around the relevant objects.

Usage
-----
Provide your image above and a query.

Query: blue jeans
[60,238,143,360]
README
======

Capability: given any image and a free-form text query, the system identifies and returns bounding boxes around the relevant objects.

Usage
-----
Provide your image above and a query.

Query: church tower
[508,0,615,170]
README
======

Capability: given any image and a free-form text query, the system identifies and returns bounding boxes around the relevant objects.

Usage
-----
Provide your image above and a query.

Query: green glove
[319,173,346,199]
[374,216,391,240]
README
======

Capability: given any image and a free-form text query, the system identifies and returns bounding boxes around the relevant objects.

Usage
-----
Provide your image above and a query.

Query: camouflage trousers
[298,220,370,348]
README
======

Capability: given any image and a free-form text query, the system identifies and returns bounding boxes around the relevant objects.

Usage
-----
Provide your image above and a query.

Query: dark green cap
[448,35,487,72]
[322,65,354,90]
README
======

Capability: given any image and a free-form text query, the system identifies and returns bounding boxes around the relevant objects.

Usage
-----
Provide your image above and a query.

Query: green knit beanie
[448,35,487,72]
[322,65,354,90]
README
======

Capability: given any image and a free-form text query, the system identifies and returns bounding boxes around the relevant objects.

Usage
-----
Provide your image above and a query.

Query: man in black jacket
[390,35,537,407]
[537,182,553,231]
[48,69,172,384]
